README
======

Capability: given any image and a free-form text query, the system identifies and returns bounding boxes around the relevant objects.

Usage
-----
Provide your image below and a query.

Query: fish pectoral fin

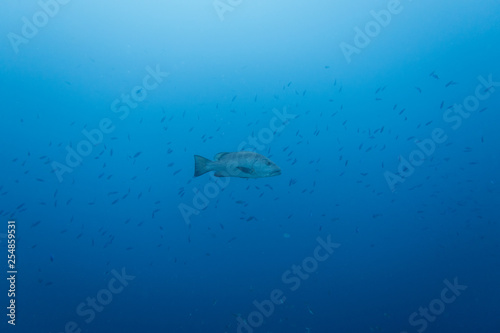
[237,167,254,174]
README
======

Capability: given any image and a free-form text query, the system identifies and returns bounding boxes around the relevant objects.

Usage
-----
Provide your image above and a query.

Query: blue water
[1,1,499,332]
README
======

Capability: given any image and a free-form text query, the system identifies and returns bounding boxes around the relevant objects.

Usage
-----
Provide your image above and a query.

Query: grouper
[194,152,281,178]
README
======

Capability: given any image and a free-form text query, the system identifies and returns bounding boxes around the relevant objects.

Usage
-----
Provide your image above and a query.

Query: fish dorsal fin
[237,166,254,174]
[214,152,230,161]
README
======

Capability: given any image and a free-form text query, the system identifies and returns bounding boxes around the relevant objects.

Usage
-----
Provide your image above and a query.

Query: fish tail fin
[194,155,213,177]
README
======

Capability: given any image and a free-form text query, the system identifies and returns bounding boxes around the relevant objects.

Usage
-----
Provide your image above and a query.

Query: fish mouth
[270,169,281,176]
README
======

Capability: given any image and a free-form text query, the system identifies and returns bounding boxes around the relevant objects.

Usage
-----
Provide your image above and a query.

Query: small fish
[193,152,281,178]
[429,71,439,79]
[226,236,237,244]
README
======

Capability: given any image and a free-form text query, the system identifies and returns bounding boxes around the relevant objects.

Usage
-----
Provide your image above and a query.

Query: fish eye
[265,161,271,166]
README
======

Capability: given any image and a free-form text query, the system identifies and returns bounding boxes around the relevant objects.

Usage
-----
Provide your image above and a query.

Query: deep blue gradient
[1,1,499,332]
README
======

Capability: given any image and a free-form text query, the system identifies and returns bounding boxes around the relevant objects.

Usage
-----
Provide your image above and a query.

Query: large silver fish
[194,152,281,178]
